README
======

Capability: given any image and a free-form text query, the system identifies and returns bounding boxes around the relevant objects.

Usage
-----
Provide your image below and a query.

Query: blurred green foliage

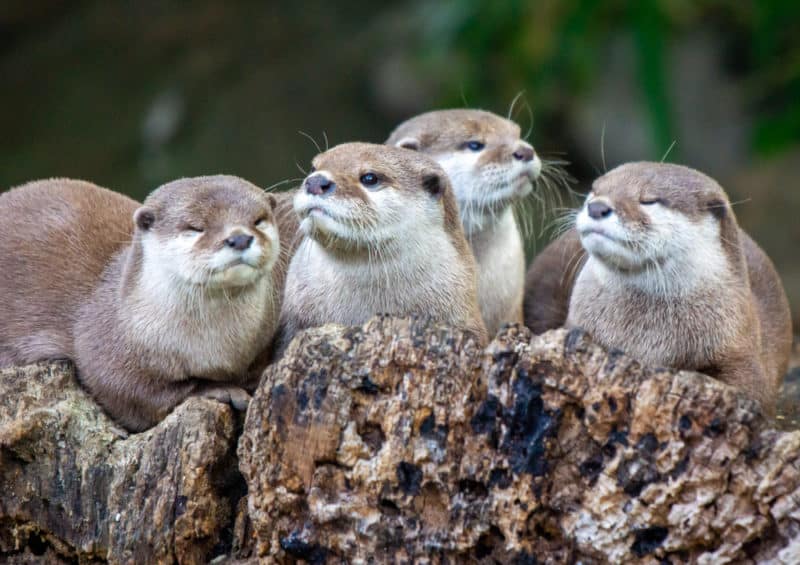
[414,0,800,160]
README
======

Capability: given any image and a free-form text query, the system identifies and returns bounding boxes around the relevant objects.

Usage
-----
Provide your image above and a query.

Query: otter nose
[305,174,336,197]
[513,144,535,162]
[225,234,254,251]
[587,201,613,220]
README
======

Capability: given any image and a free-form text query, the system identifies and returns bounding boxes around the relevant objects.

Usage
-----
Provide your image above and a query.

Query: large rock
[2,318,798,563]
[0,362,243,564]
[239,316,800,563]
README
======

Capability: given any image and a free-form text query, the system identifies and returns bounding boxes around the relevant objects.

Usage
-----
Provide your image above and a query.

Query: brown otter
[387,109,542,336]
[277,142,488,350]
[524,162,792,413]
[0,176,283,431]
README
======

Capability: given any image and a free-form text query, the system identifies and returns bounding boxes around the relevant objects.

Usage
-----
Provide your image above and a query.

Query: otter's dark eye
[640,198,663,206]
[185,225,204,233]
[360,173,379,188]
[465,141,485,152]
[254,216,268,227]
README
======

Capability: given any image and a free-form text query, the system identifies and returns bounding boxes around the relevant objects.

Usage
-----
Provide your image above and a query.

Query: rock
[0,362,243,564]
[3,318,799,563]
[239,316,800,563]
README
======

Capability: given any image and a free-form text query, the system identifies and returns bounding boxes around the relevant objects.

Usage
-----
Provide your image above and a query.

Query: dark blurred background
[1,0,799,323]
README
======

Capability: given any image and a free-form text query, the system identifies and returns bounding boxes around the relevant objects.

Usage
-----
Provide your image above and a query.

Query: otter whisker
[661,140,677,163]
[508,90,526,121]
[298,130,323,154]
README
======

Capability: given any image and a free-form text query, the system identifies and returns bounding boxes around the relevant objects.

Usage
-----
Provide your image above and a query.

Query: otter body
[525,163,792,412]
[278,142,487,349]
[387,109,542,335]
[0,177,282,431]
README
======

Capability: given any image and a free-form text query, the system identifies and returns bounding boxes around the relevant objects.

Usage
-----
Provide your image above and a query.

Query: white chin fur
[294,191,359,243]
[578,203,727,295]
[435,150,539,234]
[575,209,643,270]
[142,232,271,289]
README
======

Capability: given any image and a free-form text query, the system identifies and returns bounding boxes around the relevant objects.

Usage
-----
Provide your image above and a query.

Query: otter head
[386,109,542,233]
[294,142,458,254]
[576,162,740,283]
[133,175,278,288]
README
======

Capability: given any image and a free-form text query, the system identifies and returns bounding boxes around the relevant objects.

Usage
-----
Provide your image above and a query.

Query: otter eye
[640,198,663,206]
[184,225,203,233]
[464,141,485,152]
[360,172,380,188]
[254,216,268,227]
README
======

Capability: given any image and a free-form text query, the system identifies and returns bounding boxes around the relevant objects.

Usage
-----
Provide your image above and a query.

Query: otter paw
[200,386,252,411]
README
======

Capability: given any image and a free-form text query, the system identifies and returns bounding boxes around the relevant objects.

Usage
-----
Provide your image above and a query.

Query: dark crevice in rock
[630,526,669,557]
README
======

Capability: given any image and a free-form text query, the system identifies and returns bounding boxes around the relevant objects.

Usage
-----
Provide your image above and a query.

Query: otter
[0,176,283,431]
[525,162,792,412]
[278,142,487,349]
[386,109,542,336]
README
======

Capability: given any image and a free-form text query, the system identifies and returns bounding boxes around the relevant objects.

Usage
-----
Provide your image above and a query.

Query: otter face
[134,176,278,288]
[576,162,732,276]
[294,142,450,252]
[387,109,542,226]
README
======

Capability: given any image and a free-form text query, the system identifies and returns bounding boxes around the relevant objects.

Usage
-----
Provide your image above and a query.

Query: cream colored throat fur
[283,227,473,330]
[568,207,742,369]
[468,208,525,335]
[125,235,277,378]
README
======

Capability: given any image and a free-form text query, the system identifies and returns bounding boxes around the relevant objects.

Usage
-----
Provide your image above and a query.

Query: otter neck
[583,244,734,299]
[460,203,516,240]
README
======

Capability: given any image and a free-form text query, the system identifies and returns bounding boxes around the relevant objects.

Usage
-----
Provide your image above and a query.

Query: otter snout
[587,200,613,219]
[512,143,535,162]
[305,174,336,197]
[225,233,254,251]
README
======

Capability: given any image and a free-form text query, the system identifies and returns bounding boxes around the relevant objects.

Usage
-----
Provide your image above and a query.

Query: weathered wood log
[239,316,800,563]
[0,362,243,564]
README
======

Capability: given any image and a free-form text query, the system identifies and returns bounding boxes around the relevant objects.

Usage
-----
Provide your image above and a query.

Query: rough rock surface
[0,362,243,564]
[239,316,800,563]
[2,318,799,563]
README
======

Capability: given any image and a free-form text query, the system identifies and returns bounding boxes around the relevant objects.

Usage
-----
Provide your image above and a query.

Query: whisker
[661,140,677,162]
[298,130,322,154]
[508,90,525,120]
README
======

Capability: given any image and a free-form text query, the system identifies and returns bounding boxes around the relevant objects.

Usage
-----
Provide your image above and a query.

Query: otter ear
[422,173,444,199]
[395,136,420,151]
[133,206,156,231]
[706,199,727,221]
[264,193,277,210]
